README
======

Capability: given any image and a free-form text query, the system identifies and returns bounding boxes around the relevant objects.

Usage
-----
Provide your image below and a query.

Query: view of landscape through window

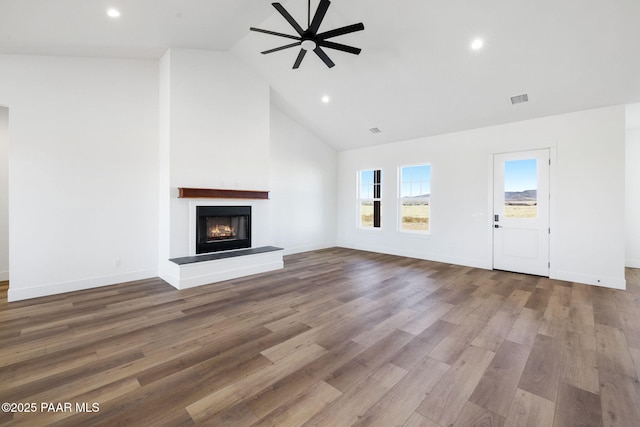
[504,158,537,218]
[359,159,534,230]
[400,165,430,232]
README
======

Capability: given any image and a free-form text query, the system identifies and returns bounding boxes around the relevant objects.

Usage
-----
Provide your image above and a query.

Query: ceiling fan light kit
[301,39,317,51]
[250,0,364,69]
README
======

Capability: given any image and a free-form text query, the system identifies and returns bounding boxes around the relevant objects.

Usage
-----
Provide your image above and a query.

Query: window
[399,164,430,233]
[504,159,537,219]
[359,169,381,228]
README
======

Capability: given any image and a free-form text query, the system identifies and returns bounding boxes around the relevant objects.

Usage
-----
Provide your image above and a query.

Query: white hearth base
[162,247,284,290]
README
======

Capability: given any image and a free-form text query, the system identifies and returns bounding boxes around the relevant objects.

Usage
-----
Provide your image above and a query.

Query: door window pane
[504,159,537,218]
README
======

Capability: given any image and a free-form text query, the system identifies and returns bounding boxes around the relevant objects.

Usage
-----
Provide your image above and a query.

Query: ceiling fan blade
[262,42,301,55]
[309,0,331,34]
[293,49,307,69]
[313,47,335,68]
[250,27,301,41]
[317,23,365,40]
[272,3,305,35]
[318,40,361,55]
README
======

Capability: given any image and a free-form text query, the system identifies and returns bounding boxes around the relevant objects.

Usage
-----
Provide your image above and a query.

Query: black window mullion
[373,169,381,228]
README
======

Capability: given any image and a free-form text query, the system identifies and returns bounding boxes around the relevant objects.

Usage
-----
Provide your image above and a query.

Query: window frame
[398,163,431,235]
[357,168,382,230]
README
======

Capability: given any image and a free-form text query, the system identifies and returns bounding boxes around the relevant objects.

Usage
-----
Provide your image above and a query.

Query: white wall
[158,48,338,272]
[1,49,337,300]
[167,49,270,192]
[0,107,8,280]
[337,105,626,289]
[626,103,640,268]
[158,48,271,283]
[0,54,159,301]
[269,105,337,254]
[1,49,628,300]
[158,51,172,271]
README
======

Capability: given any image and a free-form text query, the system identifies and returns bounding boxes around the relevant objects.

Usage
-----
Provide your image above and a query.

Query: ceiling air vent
[369,127,382,134]
[510,94,529,105]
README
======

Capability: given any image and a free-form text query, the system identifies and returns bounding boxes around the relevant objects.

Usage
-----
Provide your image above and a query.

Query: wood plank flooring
[1,248,640,426]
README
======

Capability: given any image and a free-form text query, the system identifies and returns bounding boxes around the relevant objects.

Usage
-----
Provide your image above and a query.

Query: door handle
[494,224,502,228]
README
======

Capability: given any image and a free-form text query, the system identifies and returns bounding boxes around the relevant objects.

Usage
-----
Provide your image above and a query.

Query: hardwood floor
[1,248,639,426]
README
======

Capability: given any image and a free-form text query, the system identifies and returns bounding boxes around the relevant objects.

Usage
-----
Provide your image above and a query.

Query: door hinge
[548,262,550,268]
[548,228,551,234]
[549,159,551,165]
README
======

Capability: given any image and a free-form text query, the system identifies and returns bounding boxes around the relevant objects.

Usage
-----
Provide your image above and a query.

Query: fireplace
[196,206,251,254]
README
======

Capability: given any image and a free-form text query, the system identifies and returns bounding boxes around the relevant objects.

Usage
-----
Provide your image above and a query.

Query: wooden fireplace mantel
[178,188,269,199]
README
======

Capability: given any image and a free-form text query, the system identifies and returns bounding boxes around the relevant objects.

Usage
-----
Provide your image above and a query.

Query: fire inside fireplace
[196,206,251,254]
[206,219,235,241]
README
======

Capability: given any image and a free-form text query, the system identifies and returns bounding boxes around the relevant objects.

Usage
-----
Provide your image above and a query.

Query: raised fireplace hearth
[196,205,251,254]
[160,191,281,291]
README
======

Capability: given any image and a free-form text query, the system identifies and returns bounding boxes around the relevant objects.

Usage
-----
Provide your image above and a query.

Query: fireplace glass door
[196,206,251,254]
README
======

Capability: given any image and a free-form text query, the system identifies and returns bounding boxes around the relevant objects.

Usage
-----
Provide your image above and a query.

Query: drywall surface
[626,103,640,268]
[0,54,159,301]
[269,106,337,254]
[0,107,8,280]
[337,105,626,289]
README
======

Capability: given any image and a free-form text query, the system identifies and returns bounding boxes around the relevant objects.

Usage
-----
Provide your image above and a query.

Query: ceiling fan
[250,0,364,69]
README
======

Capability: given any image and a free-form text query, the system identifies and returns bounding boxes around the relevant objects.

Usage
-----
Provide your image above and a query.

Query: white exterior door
[493,149,550,276]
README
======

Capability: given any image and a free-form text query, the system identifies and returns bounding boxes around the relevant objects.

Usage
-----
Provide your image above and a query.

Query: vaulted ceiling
[1,0,639,150]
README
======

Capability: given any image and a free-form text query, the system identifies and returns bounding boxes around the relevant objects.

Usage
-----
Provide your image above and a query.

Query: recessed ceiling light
[107,8,121,18]
[321,95,330,103]
[471,38,484,50]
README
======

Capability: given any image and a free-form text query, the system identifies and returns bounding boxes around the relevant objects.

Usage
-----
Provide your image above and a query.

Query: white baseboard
[337,243,491,270]
[0,270,8,281]
[626,259,640,269]
[337,244,628,290]
[7,269,157,302]
[282,242,336,256]
[551,270,626,290]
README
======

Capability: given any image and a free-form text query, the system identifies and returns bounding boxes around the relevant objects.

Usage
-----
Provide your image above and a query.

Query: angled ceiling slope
[233,0,640,150]
[1,0,640,151]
